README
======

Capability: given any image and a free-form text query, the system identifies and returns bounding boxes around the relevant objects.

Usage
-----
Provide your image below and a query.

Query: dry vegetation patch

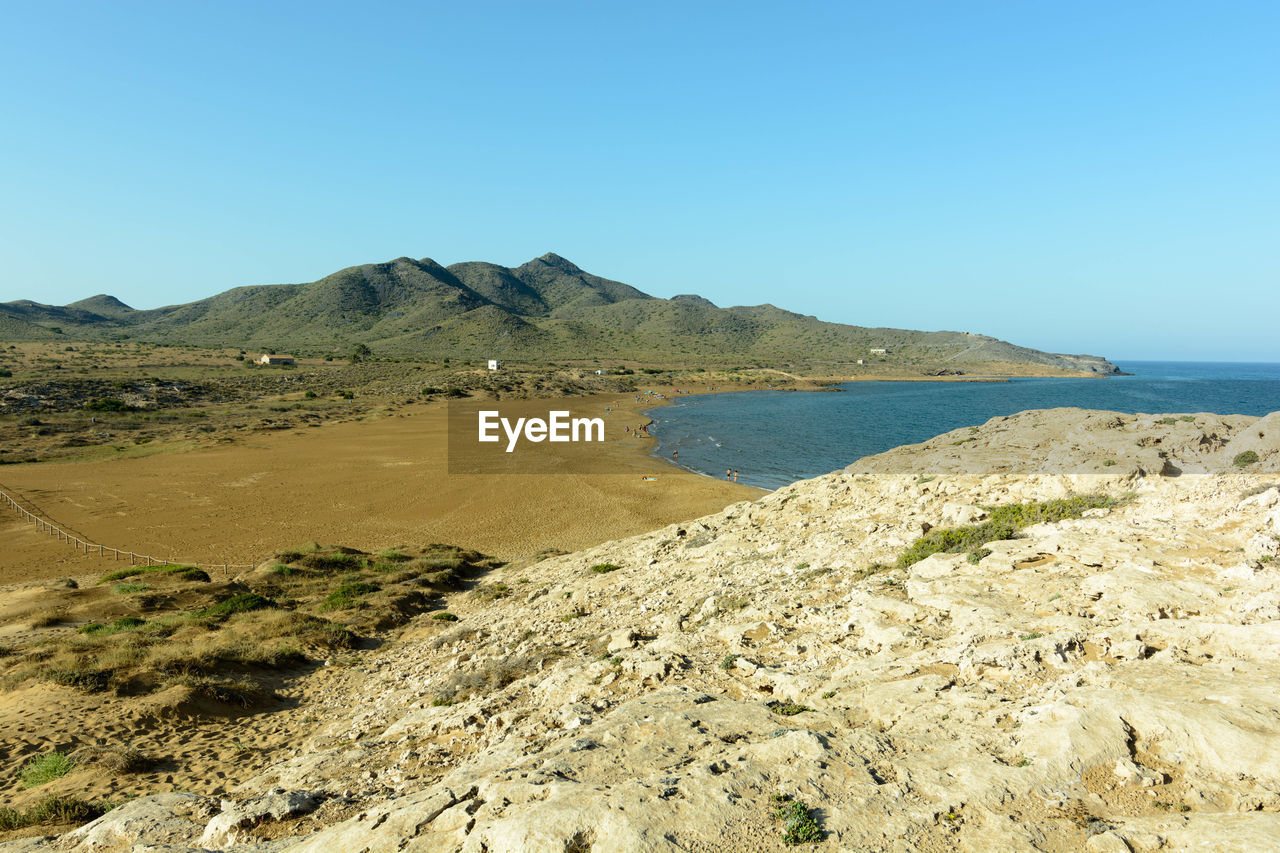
[0,544,500,707]
[0,541,503,826]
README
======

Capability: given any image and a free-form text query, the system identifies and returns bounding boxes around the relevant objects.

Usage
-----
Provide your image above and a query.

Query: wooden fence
[0,486,256,574]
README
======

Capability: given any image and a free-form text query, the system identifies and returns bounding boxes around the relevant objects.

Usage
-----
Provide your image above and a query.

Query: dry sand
[0,393,761,585]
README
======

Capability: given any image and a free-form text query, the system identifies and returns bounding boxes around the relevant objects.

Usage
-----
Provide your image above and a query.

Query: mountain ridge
[0,254,1120,373]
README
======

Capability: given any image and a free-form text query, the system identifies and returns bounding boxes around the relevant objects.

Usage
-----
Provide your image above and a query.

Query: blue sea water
[646,362,1280,490]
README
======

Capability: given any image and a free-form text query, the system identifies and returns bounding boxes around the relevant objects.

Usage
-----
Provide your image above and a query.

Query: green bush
[897,495,1114,568]
[771,795,823,845]
[431,612,458,622]
[196,593,275,619]
[590,563,621,574]
[1234,450,1260,468]
[321,582,378,611]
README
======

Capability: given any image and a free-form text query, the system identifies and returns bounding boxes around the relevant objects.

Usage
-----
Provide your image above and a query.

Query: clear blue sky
[2,1,1276,361]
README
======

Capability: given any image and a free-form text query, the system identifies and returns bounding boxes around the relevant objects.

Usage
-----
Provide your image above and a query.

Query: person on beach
[726,469,732,480]
[732,470,739,482]
[673,450,678,461]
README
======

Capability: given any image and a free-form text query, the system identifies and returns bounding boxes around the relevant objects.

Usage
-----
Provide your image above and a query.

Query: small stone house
[258,354,296,365]
[869,348,888,355]
[487,359,501,370]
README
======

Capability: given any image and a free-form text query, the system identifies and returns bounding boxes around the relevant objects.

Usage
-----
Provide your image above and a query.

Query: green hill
[0,253,1119,373]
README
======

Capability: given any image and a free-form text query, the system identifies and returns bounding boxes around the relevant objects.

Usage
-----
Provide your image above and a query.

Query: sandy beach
[0,392,762,586]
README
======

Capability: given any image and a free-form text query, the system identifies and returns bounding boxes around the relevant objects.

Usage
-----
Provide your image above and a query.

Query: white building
[487,359,501,370]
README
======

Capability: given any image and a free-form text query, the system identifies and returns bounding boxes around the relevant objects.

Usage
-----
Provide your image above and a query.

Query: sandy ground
[0,394,761,585]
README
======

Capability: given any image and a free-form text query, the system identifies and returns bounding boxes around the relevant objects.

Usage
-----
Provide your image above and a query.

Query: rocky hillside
[9,409,1280,852]
[0,254,1120,373]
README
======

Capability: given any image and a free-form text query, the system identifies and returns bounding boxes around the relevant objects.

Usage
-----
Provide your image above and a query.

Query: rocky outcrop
[8,409,1280,851]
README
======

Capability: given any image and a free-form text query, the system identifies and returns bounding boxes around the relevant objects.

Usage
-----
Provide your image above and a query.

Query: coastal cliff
[10,409,1280,851]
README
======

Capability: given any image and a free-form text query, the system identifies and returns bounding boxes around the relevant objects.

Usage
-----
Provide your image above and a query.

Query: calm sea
[646,362,1280,490]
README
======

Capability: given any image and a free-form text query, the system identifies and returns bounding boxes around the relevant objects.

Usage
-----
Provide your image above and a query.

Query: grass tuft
[19,752,77,788]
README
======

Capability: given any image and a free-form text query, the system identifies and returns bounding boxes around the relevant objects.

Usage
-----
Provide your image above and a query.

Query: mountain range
[0,253,1119,373]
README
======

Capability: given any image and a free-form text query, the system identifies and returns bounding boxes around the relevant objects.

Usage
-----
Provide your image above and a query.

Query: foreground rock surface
[8,408,1280,852]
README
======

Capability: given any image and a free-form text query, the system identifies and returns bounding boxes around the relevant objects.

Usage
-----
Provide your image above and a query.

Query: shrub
[321,582,378,611]
[19,752,76,788]
[0,368,11,378]
[299,552,364,572]
[473,583,511,601]
[431,612,458,622]
[1234,450,1260,468]
[196,592,275,619]
[589,563,621,574]
[179,568,211,582]
[167,674,263,707]
[767,700,812,717]
[897,495,1114,568]
[84,398,133,412]
[77,616,147,637]
[70,744,151,773]
[98,564,195,584]
[771,794,823,845]
[0,795,109,830]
